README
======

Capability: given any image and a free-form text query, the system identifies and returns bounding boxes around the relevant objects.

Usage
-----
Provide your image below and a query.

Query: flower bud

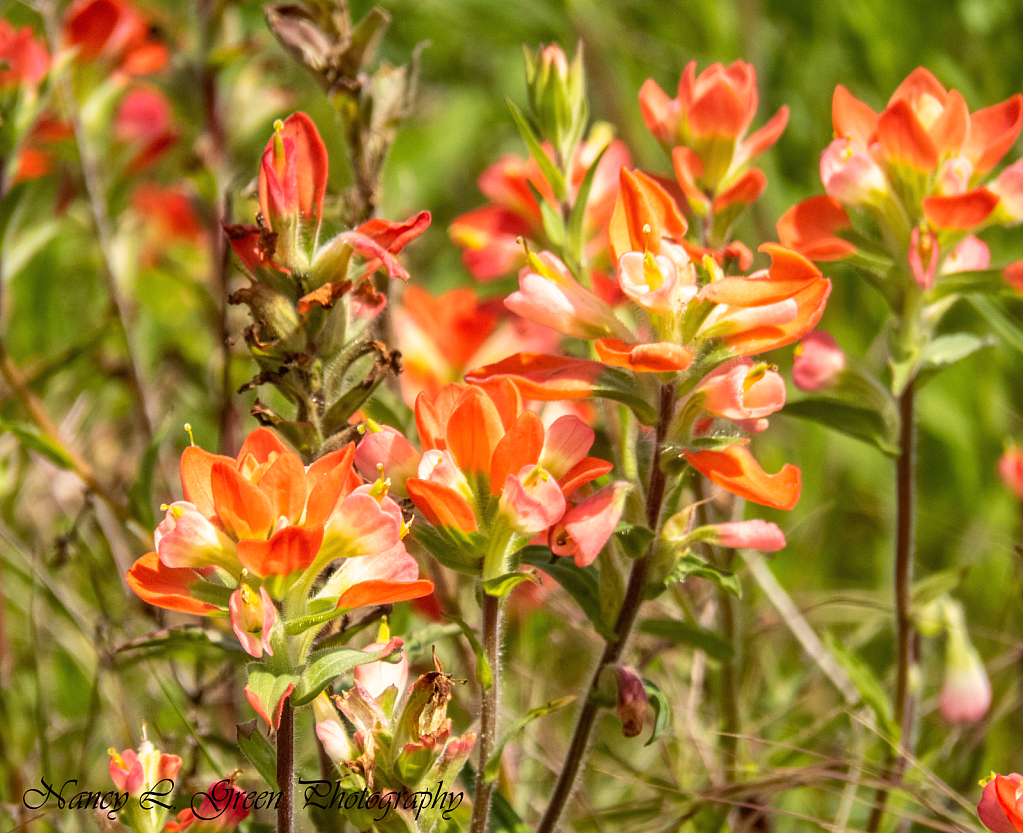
[524,42,587,160]
[999,446,1023,500]
[939,601,991,724]
[615,666,648,738]
[792,331,846,391]
[908,226,939,291]
[228,585,276,659]
[707,519,786,552]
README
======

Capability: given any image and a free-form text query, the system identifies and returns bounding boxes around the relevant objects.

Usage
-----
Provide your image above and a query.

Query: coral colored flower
[108,739,181,796]
[506,251,632,340]
[820,138,890,208]
[617,249,698,313]
[549,482,629,567]
[776,196,855,262]
[114,87,178,172]
[685,441,801,511]
[991,159,1023,223]
[229,585,276,659]
[126,427,433,622]
[258,112,328,238]
[164,780,250,833]
[979,774,1023,833]
[693,358,786,421]
[999,447,1023,500]
[0,20,49,88]
[594,338,693,373]
[708,519,786,551]
[353,640,409,701]
[941,235,990,274]
[793,331,846,392]
[450,133,631,280]
[63,0,168,74]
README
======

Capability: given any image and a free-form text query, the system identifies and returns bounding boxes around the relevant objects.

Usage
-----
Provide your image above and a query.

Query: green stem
[537,382,674,833]
[469,592,502,833]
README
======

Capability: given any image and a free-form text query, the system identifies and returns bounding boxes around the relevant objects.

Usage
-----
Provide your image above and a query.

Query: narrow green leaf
[566,143,608,262]
[931,268,1007,298]
[638,618,734,661]
[484,696,574,783]
[0,181,27,243]
[643,678,672,747]
[443,613,492,689]
[482,571,539,598]
[520,546,616,640]
[291,645,389,706]
[539,198,565,247]
[506,98,567,201]
[911,566,970,614]
[823,632,897,738]
[237,720,279,790]
[115,626,247,667]
[0,419,75,469]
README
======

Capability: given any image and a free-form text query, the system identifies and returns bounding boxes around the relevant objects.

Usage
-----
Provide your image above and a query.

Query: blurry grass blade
[4,220,60,278]
[970,295,1023,357]
[116,627,248,668]
[823,632,897,738]
[0,419,74,469]
[483,696,574,783]
[914,332,995,388]
[128,430,165,528]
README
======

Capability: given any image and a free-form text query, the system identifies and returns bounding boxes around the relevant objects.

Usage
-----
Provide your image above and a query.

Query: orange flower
[126,428,433,653]
[684,441,801,511]
[63,0,168,74]
[0,20,48,88]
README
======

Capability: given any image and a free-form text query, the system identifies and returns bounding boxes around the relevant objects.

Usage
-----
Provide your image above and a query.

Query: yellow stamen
[184,423,195,446]
[743,363,770,393]
[108,749,125,768]
[376,616,390,643]
[841,137,854,163]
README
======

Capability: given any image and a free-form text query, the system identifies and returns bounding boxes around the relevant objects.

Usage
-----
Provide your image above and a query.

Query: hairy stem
[537,382,675,833]
[277,699,294,833]
[866,378,917,832]
[470,592,502,833]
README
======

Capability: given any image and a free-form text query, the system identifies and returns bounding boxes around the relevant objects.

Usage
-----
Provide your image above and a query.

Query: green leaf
[0,419,74,469]
[663,553,742,598]
[539,198,565,248]
[931,268,1007,298]
[484,696,574,783]
[506,98,567,201]
[822,633,897,738]
[614,524,654,559]
[783,398,899,457]
[638,618,734,662]
[128,432,164,528]
[237,720,279,790]
[400,623,464,660]
[443,613,492,689]
[643,678,672,747]
[0,181,27,244]
[520,546,616,640]
[483,571,539,598]
[291,645,389,706]
[915,332,995,388]
[245,665,301,725]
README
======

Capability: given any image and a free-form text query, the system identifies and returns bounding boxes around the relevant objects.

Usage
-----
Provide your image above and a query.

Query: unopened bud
[614,665,648,738]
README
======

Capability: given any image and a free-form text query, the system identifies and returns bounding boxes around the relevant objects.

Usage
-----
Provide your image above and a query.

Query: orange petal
[125,552,219,615]
[255,450,308,524]
[559,456,614,496]
[701,245,821,306]
[776,196,855,262]
[472,377,523,432]
[685,444,801,510]
[670,147,711,212]
[180,446,236,519]
[922,189,999,230]
[490,410,544,495]
[336,579,436,612]
[722,278,832,356]
[688,79,748,138]
[832,85,878,147]
[407,478,479,533]
[210,461,274,540]
[965,94,1023,175]
[877,99,938,171]
[445,386,505,476]
[467,353,607,400]
[594,339,693,372]
[236,524,324,577]
[610,168,689,262]
[280,112,328,223]
[305,444,356,527]
[711,168,766,214]
[740,106,789,161]
[928,90,969,156]
[237,427,292,466]
[888,68,947,109]
[994,775,1023,833]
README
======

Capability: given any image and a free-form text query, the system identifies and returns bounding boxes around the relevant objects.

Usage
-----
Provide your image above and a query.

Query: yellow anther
[108,749,125,767]
[368,476,391,502]
[366,419,382,434]
[980,772,997,788]
[743,363,769,393]
[841,137,854,162]
[160,503,169,512]
[376,616,390,643]
[357,423,367,435]
[273,119,284,133]
[184,423,195,446]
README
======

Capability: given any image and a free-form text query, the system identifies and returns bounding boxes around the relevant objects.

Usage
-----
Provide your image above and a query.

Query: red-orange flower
[684,441,801,511]
[0,20,49,88]
[63,0,168,74]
